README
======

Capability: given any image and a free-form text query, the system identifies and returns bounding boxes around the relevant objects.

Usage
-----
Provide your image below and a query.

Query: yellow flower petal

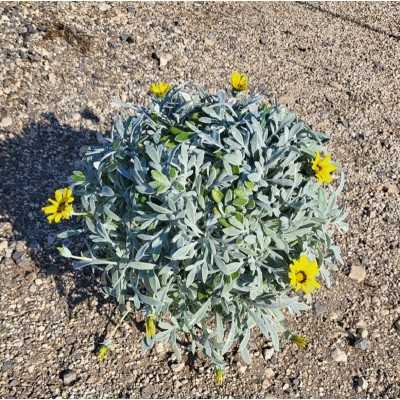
[42,205,57,215]
[311,152,336,185]
[230,71,248,91]
[54,189,63,202]
[65,188,74,203]
[288,255,320,295]
[150,82,171,97]
[290,335,309,349]
[42,187,74,224]
[98,345,109,363]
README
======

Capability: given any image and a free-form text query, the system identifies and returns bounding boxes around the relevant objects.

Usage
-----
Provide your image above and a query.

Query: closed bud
[215,368,224,385]
[97,344,109,363]
[145,315,156,338]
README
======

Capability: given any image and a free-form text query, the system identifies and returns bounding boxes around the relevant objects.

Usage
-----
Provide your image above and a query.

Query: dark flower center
[57,201,67,213]
[296,271,307,283]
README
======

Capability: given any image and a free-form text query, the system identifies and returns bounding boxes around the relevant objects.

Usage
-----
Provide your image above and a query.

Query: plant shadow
[0,112,109,313]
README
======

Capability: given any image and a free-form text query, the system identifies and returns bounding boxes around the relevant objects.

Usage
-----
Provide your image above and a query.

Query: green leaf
[239,328,251,365]
[218,218,230,228]
[233,197,249,207]
[244,180,254,190]
[211,188,224,203]
[151,170,170,186]
[175,132,192,142]
[171,243,196,260]
[169,167,178,178]
[71,170,85,183]
[232,165,240,175]
[128,261,155,270]
[57,245,72,258]
[187,299,210,327]
[168,126,191,136]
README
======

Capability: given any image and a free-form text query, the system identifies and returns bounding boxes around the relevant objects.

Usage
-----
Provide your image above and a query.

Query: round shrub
[47,75,347,376]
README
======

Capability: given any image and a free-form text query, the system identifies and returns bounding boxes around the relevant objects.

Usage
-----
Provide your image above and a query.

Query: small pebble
[356,327,369,339]
[354,338,369,351]
[263,347,274,361]
[170,362,185,372]
[0,240,8,254]
[152,51,173,69]
[47,72,56,84]
[282,383,290,392]
[353,376,368,392]
[97,3,111,11]
[264,367,274,379]
[349,264,366,283]
[330,312,339,321]
[159,53,173,69]
[61,370,77,386]
[0,116,12,128]
[71,112,81,122]
[393,318,400,335]
[331,348,347,363]
[120,34,134,44]
[204,33,216,47]
[314,302,328,317]
[355,319,367,329]
[383,183,399,195]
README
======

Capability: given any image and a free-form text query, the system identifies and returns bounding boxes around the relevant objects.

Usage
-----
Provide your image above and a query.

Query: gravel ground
[1,2,400,398]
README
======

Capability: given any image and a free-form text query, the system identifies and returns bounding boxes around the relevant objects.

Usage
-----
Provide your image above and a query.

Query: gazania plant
[44,72,347,383]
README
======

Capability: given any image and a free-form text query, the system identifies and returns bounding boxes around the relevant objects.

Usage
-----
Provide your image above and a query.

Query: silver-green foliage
[59,85,347,368]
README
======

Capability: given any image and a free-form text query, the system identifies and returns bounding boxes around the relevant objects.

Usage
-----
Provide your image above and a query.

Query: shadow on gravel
[299,2,400,42]
[0,112,108,312]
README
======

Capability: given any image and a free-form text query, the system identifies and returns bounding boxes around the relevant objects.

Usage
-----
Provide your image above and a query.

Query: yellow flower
[215,368,224,385]
[145,315,156,338]
[311,152,336,185]
[290,335,309,349]
[230,71,248,91]
[149,82,171,97]
[288,255,320,295]
[97,344,109,363]
[42,187,74,223]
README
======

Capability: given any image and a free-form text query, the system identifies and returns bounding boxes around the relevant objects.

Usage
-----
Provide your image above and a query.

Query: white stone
[72,112,81,122]
[47,72,56,84]
[264,367,274,379]
[385,183,399,195]
[159,53,173,68]
[349,264,366,283]
[204,34,216,47]
[358,328,369,339]
[282,383,290,391]
[262,368,275,388]
[97,3,111,11]
[355,319,367,329]
[331,348,347,363]
[263,347,274,361]
[171,362,185,372]
[0,240,8,254]
[0,116,12,128]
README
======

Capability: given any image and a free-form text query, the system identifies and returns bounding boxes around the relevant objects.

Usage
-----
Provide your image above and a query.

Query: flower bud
[145,315,156,338]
